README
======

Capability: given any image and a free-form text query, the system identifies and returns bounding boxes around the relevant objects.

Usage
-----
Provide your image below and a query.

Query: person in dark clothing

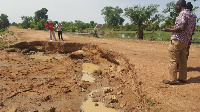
[55,21,64,41]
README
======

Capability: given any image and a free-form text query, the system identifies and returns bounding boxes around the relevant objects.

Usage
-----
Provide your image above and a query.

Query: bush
[0,28,5,32]
[71,27,76,32]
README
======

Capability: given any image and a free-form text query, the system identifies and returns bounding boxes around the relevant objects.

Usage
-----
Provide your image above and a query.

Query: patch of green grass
[146,97,156,106]
[113,31,137,33]
[0,41,13,48]
[100,30,200,44]
[143,31,171,41]
[0,29,16,48]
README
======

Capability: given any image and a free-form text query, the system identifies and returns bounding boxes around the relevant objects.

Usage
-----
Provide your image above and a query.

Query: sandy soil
[0,26,200,112]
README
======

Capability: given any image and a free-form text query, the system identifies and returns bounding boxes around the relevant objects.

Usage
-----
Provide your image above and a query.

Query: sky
[0,0,199,24]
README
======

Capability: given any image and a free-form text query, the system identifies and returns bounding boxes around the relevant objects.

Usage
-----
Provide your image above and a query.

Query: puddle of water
[81,90,118,112]
[74,50,84,53]
[54,56,61,60]
[30,55,52,60]
[82,63,100,73]
[81,72,95,82]
[81,63,100,82]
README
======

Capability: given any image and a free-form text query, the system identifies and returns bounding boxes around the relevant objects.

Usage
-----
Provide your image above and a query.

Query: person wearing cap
[45,21,57,41]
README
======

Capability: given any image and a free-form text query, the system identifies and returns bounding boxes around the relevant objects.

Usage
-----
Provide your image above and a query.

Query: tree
[101,6,124,30]
[0,14,9,29]
[34,19,46,30]
[90,21,95,28]
[124,23,131,31]
[11,22,17,26]
[124,4,160,39]
[161,2,177,28]
[75,20,86,32]
[34,8,48,24]
[33,8,48,30]
[21,16,33,29]
[162,1,199,29]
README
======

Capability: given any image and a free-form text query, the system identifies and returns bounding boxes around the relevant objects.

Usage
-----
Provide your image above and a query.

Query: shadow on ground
[187,76,200,84]
[188,67,200,72]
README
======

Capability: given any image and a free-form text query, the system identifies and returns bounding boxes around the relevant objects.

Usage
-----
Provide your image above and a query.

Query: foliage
[124,4,160,39]
[0,30,16,48]
[195,25,200,31]
[162,1,177,28]
[34,19,47,30]
[60,20,97,32]
[0,14,9,29]
[34,8,48,24]
[21,16,33,29]
[162,1,199,29]
[90,21,96,28]
[74,20,87,32]
[145,14,164,31]
[146,98,156,106]
[0,28,6,33]
[10,22,18,26]
[101,6,124,30]
[18,8,48,30]
[0,41,13,48]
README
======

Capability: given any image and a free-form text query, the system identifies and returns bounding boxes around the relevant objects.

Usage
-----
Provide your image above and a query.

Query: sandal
[163,80,177,85]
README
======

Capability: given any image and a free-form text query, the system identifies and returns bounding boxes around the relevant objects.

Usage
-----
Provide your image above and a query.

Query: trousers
[168,39,188,82]
[49,30,57,41]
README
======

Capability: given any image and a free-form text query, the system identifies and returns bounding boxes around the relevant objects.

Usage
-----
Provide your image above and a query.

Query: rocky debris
[78,81,91,91]
[42,95,51,102]
[69,53,84,60]
[61,86,72,93]
[105,95,118,103]
[102,87,113,93]
[95,103,99,106]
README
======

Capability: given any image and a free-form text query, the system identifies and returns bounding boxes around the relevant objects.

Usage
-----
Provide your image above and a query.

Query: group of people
[45,21,64,41]
[163,0,196,85]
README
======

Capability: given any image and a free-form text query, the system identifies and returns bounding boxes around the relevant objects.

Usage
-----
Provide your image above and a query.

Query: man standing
[45,21,57,41]
[163,0,196,85]
[56,21,64,41]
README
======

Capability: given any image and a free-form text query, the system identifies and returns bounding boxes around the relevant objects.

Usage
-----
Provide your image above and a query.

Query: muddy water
[81,64,118,112]
[82,63,100,73]
[30,55,52,60]
[81,90,118,112]
[81,72,95,82]
[81,63,100,82]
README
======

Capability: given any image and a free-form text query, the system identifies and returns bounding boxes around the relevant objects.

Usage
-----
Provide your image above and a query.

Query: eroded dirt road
[0,26,200,112]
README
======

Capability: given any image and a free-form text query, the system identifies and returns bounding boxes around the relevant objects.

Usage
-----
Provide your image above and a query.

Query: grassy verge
[100,30,200,44]
[0,29,16,48]
[0,41,14,48]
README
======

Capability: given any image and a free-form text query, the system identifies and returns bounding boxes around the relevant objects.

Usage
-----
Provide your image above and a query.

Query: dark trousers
[58,31,63,40]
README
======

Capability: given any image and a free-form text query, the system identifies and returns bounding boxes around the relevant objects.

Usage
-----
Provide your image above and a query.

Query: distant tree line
[8,8,97,33]
[1,0,200,39]
[101,2,199,39]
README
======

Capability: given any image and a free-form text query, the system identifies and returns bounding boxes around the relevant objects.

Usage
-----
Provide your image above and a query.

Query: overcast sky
[0,0,199,24]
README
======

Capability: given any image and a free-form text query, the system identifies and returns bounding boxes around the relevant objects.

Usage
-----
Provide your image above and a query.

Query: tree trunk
[137,28,143,39]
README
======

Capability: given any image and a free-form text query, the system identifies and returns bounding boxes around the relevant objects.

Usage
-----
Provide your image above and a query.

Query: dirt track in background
[0,26,200,112]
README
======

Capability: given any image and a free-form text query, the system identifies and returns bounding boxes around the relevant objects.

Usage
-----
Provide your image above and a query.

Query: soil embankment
[0,26,200,111]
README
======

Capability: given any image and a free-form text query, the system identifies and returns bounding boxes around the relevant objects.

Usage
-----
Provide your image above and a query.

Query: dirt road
[1,26,200,112]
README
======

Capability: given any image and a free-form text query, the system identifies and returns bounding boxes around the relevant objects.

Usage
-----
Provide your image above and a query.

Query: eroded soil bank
[1,27,200,112]
[0,41,143,112]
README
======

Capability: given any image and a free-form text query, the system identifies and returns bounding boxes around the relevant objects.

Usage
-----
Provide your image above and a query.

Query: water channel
[64,32,137,39]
